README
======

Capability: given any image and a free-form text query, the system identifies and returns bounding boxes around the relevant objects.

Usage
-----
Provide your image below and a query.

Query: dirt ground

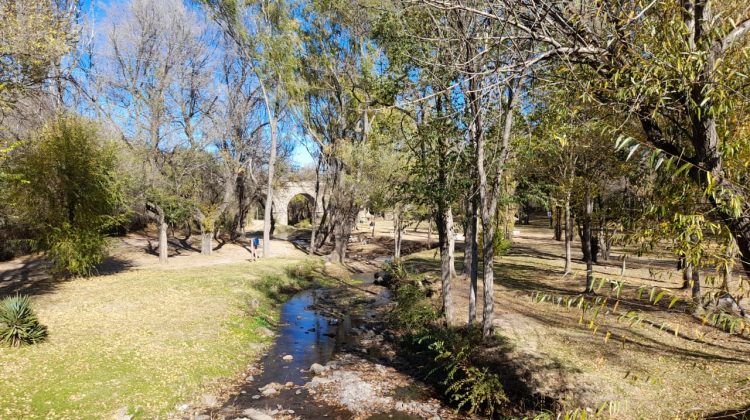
[404,218,750,419]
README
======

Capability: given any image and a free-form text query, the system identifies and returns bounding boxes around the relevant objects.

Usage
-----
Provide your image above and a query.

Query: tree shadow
[706,404,750,419]
[0,256,59,298]
[0,254,136,299]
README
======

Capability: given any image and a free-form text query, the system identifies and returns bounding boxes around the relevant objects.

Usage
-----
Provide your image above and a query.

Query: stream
[201,270,459,420]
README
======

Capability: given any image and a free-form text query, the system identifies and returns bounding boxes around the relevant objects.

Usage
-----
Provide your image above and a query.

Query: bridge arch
[272,181,322,226]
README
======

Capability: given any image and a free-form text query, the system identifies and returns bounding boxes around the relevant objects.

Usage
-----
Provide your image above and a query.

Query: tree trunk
[158,212,168,264]
[465,195,479,324]
[682,263,693,289]
[564,193,572,274]
[394,204,402,259]
[147,202,169,264]
[476,81,517,339]
[436,207,454,325]
[261,88,277,258]
[201,229,212,256]
[310,156,322,255]
[582,187,594,293]
[330,212,354,263]
[447,207,457,279]
[691,268,701,301]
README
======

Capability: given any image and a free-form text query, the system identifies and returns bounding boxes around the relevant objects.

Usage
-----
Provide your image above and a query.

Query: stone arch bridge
[272,181,323,226]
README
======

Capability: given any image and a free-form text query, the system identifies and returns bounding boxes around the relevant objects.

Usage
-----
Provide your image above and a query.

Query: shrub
[389,265,508,416]
[6,114,125,276]
[478,230,512,258]
[294,219,312,229]
[47,224,108,276]
[410,326,508,416]
[0,295,48,347]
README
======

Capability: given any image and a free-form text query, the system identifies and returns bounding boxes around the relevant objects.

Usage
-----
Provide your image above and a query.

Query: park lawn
[0,256,326,419]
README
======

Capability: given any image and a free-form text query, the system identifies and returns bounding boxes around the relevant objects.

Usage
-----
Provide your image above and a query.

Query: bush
[405,326,508,416]
[294,219,312,229]
[478,230,512,258]
[47,225,108,276]
[389,265,508,416]
[6,114,125,276]
[0,295,48,347]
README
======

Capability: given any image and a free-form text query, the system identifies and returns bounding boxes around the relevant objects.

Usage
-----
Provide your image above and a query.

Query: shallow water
[221,273,424,419]
[251,289,355,386]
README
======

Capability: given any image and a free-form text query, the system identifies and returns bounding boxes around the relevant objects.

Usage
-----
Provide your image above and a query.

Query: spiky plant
[0,294,48,347]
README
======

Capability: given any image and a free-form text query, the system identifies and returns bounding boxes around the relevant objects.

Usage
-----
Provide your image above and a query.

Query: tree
[204,0,302,257]
[97,0,216,262]
[424,0,750,285]
[296,0,394,263]
[0,1,78,112]
[5,114,124,275]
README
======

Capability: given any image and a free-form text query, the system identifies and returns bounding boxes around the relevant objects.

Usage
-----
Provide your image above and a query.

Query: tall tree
[424,0,750,285]
[204,0,301,257]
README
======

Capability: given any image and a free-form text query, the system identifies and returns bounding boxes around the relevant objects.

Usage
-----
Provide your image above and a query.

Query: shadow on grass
[0,255,134,298]
[706,404,750,419]
[392,324,562,418]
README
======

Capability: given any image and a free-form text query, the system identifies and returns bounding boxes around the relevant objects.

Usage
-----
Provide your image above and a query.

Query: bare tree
[97,0,215,262]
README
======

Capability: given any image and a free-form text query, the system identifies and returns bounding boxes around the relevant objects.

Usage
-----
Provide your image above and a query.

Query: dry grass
[403,220,750,419]
[0,255,321,419]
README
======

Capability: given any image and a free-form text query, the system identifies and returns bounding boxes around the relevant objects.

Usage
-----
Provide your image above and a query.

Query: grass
[0,255,330,419]
[399,223,750,419]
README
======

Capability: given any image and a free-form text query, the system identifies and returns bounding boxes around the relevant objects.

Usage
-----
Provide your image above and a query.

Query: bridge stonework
[272,181,323,226]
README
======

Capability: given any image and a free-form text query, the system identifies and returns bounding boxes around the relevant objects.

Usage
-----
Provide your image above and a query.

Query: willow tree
[423,0,750,284]
[296,0,396,263]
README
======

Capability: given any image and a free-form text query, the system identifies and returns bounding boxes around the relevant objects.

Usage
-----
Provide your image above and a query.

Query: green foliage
[478,229,512,258]
[47,225,109,276]
[0,2,74,109]
[389,264,507,415]
[293,219,312,229]
[0,295,48,347]
[387,261,439,331]
[256,259,333,303]
[6,115,125,275]
[411,326,508,416]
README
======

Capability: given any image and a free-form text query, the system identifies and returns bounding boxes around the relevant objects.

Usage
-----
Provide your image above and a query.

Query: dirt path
[0,230,305,297]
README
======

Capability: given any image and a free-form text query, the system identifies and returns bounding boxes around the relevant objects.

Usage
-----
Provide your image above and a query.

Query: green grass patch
[0,256,327,418]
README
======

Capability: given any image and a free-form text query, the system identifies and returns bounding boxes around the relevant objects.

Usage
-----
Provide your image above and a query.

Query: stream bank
[191,268,466,420]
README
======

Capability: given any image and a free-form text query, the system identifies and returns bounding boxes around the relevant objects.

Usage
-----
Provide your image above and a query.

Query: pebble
[252,395,261,400]
[282,354,294,361]
[310,363,327,375]
[261,388,278,397]
[242,408,274,420]
[201,395,218,407]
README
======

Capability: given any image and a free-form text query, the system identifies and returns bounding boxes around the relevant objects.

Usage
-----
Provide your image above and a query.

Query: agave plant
[0,294,48,347]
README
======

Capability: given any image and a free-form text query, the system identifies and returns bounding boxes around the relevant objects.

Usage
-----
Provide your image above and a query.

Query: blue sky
[80,0,315,168]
